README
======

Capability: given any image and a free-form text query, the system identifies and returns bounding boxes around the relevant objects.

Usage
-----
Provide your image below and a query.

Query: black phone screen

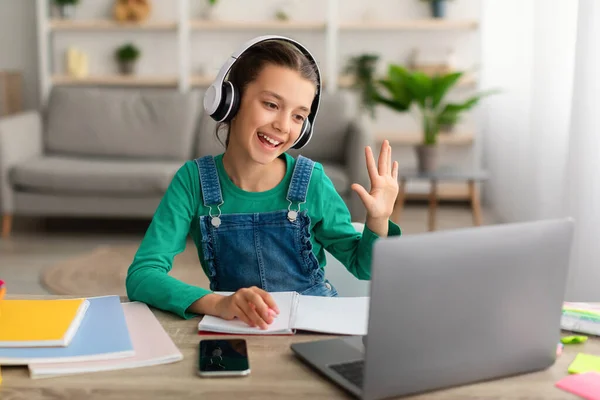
[198,339,250,373]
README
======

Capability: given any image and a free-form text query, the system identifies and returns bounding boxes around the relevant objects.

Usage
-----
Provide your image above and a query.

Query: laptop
[291,218,575,400]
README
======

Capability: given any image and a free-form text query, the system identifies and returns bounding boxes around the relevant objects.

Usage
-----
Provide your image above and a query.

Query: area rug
[40,244,210,297]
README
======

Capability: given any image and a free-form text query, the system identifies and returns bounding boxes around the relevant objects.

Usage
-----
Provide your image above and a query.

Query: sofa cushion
[44,87,202,160]
[320,163,350,195]
[10,156,182,195]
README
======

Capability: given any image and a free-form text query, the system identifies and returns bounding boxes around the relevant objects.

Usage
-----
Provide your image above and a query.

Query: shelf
[340,19,478,31]
[190,74,216,86]
[377,131,474,145]
[190,20,327,30]
[52,75,179,87]
[49,19,178,31]
[338,73,477,88]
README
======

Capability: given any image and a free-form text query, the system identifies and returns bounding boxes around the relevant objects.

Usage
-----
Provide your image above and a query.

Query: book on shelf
[28,301,183,379]
[198,291,369,336]
[0,298,89,348]
[0,295,133,365]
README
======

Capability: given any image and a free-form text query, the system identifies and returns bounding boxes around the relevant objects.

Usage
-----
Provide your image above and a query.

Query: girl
[126,36,401,330]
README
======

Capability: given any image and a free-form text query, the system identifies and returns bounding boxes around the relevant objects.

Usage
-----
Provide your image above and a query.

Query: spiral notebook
[197,291,369,336]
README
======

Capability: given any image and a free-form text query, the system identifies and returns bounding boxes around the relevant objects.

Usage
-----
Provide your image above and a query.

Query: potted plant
[372,64,497,172]
[53,0,80,19]
[115,43,140,75]
[343,54,380,119]
[419,0,454,19]
[201,0,219,20]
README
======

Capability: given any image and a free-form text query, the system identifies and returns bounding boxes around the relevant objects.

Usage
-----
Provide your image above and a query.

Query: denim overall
[195,155,338,297]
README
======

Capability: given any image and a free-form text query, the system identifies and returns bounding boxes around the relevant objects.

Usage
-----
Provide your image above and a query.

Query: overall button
[325,282,332,290]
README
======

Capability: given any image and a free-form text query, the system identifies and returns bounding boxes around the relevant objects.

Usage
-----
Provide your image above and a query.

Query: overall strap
[286,155,315,205]
[195,155,223,207]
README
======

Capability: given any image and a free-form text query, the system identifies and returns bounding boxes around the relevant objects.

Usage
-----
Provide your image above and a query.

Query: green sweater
[126,153,402,319]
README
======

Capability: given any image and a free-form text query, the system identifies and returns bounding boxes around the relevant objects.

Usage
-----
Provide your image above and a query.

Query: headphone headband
[203,35,321,149]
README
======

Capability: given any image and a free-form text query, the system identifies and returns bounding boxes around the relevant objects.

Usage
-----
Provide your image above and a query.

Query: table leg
[391,178,406,224]
[468,180,483,226]
[429,180,437,231]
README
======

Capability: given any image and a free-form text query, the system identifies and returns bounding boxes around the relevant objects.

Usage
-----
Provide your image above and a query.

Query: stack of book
[561,302,600,336]
[0,290,183,379]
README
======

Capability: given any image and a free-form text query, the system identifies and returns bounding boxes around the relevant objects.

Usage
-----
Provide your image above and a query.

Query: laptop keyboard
[328,360,365,388]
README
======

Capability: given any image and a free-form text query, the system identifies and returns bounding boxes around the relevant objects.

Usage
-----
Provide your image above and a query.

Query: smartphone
[197,339,250,377]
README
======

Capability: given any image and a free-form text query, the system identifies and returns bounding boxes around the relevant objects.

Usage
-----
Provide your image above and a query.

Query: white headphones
[203,35,321,150]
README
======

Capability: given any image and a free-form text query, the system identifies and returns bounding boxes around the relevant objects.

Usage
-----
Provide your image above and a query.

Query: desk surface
[1,296,597,400]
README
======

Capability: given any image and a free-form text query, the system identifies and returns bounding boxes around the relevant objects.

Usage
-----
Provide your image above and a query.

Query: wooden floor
[1,203,498,295]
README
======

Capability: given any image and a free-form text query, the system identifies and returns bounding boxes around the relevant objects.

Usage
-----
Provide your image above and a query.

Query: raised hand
[351,140,399,236]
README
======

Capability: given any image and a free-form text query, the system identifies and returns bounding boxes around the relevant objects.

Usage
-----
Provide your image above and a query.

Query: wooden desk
[1,296,597,400]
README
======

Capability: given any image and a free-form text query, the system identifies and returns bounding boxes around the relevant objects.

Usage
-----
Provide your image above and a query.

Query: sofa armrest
[0,111,43,214]
[344,115,375,222]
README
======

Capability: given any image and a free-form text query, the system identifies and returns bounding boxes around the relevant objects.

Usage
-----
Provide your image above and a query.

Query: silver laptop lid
[362,218,574,400]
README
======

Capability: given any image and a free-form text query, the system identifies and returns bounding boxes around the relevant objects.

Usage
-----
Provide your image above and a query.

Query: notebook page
[197,291,297,335]
[293,296,369,335]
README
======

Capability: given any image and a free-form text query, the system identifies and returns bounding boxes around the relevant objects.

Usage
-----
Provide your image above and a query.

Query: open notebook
[198,291,369,335]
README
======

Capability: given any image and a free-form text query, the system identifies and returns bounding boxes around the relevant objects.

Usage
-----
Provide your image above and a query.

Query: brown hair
[215,39,319,148]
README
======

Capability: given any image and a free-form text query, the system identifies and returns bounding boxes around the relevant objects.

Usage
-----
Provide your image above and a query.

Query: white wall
[0,0,39,110]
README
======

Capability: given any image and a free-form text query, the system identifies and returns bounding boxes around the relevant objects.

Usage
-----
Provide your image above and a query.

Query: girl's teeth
[259,133,280,145]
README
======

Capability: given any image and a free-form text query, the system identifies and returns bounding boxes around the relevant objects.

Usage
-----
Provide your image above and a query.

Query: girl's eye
[264,101,277,109]
[295,115,306,122]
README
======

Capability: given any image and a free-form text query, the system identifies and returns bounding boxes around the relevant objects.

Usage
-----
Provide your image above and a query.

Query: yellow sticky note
[568,353,600,374]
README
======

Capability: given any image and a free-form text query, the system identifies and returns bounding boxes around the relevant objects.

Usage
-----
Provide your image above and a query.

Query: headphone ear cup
[222,83,240,122]
[291,119,312,149]
[212,81,240,122]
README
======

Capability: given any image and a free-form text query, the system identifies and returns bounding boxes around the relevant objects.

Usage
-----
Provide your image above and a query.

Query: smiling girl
[126,36,401,329]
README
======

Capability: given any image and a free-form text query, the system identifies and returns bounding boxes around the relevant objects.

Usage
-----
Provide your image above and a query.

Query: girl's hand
[214,286,280,330]
[351,140,399,236]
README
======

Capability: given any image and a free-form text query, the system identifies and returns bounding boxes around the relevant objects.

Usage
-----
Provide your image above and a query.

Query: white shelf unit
[37,0,479,100]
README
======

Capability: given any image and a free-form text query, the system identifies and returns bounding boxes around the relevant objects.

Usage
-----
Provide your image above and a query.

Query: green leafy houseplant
[115,43,140,74]
[373,64,496,146]
[343,54,380,119]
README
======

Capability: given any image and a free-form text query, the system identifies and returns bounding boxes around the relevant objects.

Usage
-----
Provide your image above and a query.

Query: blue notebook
[0,295,134,365]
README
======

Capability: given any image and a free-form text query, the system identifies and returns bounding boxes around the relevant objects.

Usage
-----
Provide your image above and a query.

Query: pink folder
[555,372,600,400]
[28,302,183,378]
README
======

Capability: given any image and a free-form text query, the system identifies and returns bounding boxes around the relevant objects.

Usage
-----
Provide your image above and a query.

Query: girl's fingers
[378,141,388,176]
[365,146,378,183]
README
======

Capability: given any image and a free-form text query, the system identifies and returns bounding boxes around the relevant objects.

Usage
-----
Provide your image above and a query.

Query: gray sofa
[0,86,372,237]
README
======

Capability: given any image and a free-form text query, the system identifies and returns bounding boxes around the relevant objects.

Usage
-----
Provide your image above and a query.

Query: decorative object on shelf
[408,47,456,76]
[113,0,152,23]
[0,70,23,117]
[343,53,380,119]
[115,43,141,75]
[200,0,219,20]
[66,47,89,78]
[274,10,290,21]
[53,0,80,19]
[372,64,497,172]
[419,0,454,19]
[274,0,296,21]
